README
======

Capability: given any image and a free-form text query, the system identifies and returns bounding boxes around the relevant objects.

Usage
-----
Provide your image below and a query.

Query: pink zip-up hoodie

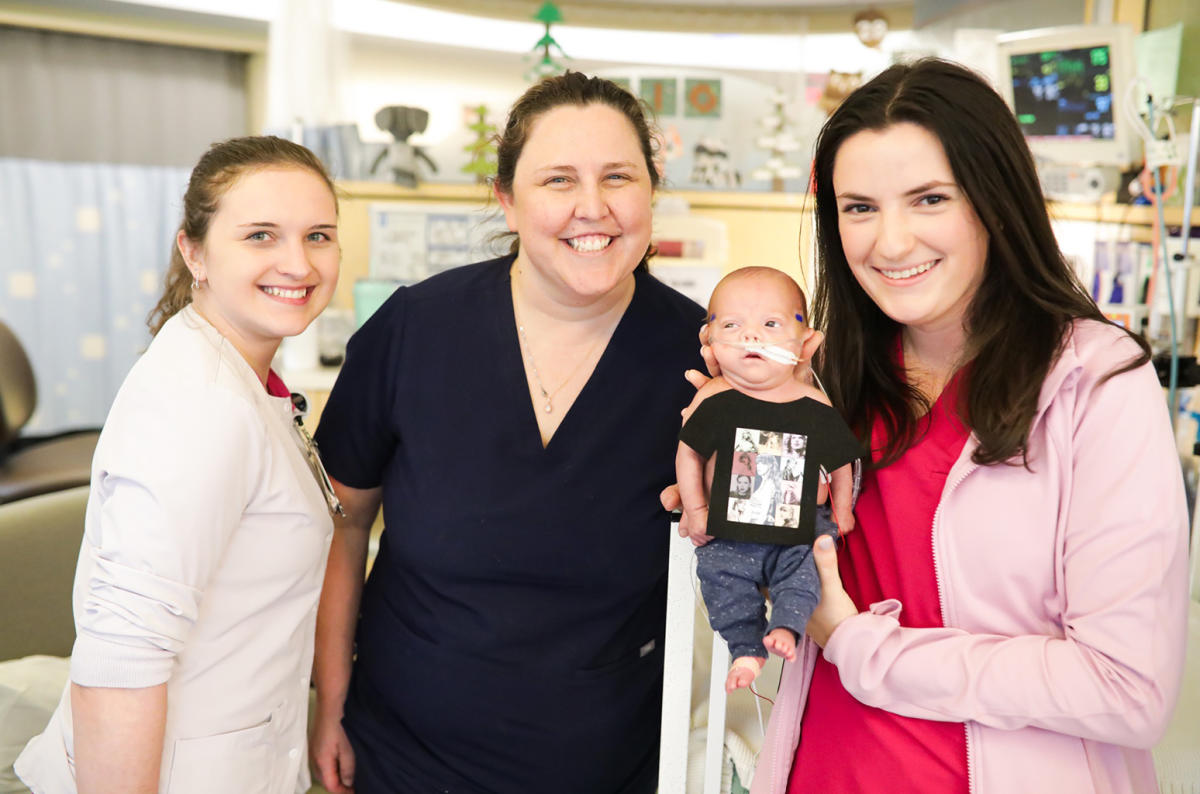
[751,319,1190,794]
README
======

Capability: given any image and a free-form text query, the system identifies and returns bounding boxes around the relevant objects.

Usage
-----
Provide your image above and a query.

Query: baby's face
[709,277,809,391]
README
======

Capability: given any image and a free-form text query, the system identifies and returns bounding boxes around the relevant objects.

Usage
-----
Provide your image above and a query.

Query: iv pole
[1180,100,1199,593]
[1178,100,1198,268]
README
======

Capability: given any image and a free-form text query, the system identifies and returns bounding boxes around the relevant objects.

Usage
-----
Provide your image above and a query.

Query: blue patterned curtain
[0,158,189,432]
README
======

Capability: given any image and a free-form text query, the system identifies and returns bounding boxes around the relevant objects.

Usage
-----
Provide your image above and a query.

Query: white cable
[1125,77,1154,145]
[754,683,766,739]
[1126,78,1184,169]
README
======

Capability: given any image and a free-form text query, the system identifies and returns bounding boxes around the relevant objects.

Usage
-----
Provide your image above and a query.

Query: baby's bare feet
[725,656,765,693]
[763,628,798,662]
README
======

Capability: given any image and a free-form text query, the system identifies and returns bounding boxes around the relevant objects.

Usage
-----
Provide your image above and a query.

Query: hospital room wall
[331,185,816,315]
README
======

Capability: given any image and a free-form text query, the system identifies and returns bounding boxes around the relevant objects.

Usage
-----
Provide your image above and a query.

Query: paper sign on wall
[369,203,508,282]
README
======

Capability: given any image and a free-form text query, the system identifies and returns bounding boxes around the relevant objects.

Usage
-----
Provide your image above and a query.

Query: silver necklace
[512,301,604,414]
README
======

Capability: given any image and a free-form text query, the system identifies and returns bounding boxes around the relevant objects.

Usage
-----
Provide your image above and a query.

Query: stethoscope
[289,391,345,517]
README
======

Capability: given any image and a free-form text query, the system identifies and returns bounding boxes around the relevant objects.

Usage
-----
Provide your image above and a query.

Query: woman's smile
[565,234,615,253]
[875,258,940,281]
[259,284,315,303]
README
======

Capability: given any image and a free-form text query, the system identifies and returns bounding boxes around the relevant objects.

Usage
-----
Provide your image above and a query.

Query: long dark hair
[811,58,1149,466]
[494,70,659,271]
[147,135,337,335]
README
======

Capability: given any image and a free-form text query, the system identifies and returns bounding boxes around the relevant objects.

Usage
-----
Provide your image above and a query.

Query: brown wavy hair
[146,135,338,335]
[493,71,660,271]
[810,58,1149,467]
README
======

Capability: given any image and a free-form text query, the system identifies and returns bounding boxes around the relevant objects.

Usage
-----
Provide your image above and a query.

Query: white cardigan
[17,306,333,794]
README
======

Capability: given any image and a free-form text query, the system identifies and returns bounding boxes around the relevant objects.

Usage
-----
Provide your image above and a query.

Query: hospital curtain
[0,25,247,432]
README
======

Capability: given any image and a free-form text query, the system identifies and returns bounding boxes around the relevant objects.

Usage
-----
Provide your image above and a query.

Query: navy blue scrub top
[314,255,704,794]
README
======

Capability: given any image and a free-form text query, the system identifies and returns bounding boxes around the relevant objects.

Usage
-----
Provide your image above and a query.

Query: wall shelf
[339,180,1191,223]
[332,180,1195,315]
[338,180,814,212]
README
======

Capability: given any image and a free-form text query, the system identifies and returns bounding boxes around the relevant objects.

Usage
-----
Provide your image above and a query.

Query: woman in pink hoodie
[723,59,1189,793]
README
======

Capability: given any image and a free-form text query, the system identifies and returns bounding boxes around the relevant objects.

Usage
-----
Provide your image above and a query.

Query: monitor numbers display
[1009,45,1115,141]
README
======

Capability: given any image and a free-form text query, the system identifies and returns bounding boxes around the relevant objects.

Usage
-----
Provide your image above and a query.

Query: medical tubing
[717,339,802,366]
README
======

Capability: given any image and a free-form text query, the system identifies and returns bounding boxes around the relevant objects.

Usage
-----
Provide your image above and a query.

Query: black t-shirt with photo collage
[679,390,863,545]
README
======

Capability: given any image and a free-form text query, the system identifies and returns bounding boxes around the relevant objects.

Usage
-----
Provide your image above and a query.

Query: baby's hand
[833,503,855,535]
[679,505,713,547]
[829,461,856,535]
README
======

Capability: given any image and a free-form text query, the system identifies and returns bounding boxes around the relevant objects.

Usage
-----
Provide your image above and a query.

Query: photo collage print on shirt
[728,427,807,528]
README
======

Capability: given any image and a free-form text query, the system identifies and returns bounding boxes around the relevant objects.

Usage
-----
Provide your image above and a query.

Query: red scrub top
[788,366,970,793]
[266,369,291,398]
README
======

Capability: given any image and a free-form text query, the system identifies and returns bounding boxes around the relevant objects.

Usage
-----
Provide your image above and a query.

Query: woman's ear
[176,230,204,281]
[493,183,519,233]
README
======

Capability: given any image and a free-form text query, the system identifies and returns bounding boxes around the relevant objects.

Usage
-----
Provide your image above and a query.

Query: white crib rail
[660,522,730,794]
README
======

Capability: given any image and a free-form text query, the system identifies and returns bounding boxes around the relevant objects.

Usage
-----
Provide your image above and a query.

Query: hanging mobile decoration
[852,8,889,49]
[526,2,568,81]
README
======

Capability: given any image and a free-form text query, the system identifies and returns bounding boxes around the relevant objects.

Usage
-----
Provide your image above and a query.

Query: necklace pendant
[543,401,553,413]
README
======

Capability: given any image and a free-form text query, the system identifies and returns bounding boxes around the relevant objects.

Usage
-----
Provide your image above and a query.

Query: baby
[677,267,860,692]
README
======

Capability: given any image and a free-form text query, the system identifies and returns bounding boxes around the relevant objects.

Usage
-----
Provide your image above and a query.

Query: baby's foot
[763,628,798,662]
[725,656,765,693]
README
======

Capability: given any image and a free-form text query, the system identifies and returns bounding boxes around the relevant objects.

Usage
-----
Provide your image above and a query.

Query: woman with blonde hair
[18,135,343,794]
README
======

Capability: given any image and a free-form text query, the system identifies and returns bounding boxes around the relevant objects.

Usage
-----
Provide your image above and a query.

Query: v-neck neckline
[499,268,640,454]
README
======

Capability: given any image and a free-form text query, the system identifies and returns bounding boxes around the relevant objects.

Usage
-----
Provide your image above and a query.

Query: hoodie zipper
[931,455,978,794]
[921,330,1074,794]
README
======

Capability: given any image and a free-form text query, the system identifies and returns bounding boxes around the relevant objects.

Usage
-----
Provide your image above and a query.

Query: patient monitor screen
[1008,45,1115,141]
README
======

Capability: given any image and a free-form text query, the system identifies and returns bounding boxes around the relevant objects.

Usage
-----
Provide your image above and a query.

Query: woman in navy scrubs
[309,72,705,794]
